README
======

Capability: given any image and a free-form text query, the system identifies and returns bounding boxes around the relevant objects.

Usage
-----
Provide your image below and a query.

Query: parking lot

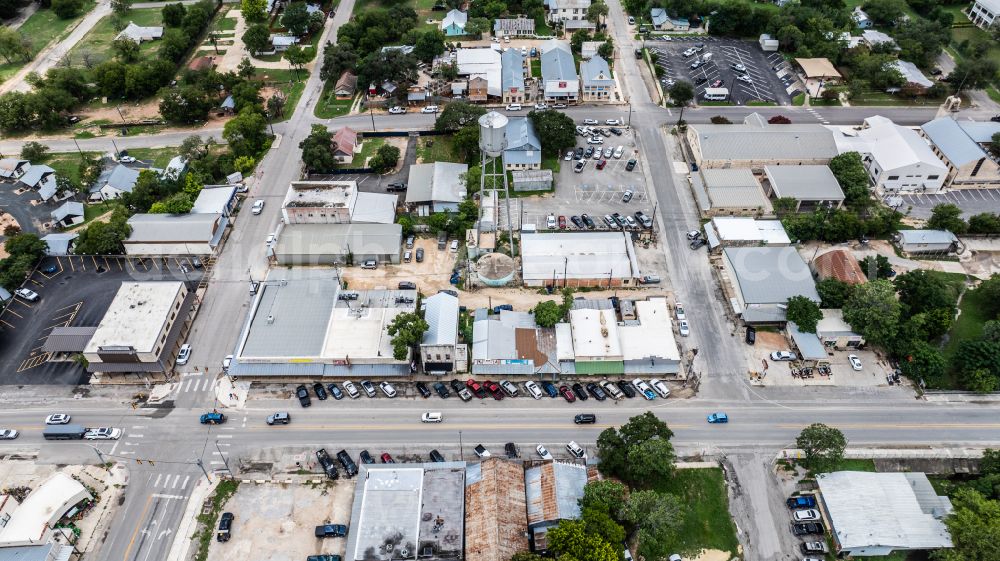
[646,37,792,105]
[743,330,895,388]
[0,255,204,385]
[888,188,1000,220]
[206,481,355,561]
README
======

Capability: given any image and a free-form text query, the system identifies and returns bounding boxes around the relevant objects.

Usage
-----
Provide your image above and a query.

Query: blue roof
[921,117,987,167]
[580,55,613,86]
[650,8,667,25]
[540,41,576,82]
[957,120,1000,143]
[504,116,542,165]
[501,48,525,91]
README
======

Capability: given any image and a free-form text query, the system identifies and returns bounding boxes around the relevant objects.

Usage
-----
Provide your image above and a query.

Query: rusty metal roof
[465,459,528,561]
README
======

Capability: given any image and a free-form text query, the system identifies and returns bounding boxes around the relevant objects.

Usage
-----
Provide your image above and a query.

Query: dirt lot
[744,329,894,388]
[206,480,355,561]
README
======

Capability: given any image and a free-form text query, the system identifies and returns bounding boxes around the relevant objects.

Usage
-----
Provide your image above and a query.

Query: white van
[649,379,671,398]
[703,87,729,101]
[421,412,443,423]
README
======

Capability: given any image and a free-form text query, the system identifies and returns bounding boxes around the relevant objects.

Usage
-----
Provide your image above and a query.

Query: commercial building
[457,48,502,98]
[920,117,1000,189]
[272,223,403,265]
[501,48,526,104]
[123,213,226,256]
[525,461,587,553]
[472,310,558,376]
[503,117,542,170]
[969,0,1000,29]
[897,229,958,254]
[345,463,465,561]
[763,165,845,211]
[441,9,468,35]
[191,185,238,217]
[650,8,689,30]
[722,246,820,324]
[573,297,681,375]
[697,168,772,217]
[686,113,838,169]
[421,292,466,373]
[230,268,416,377]
[579,55,614,102]
[465,458,529,561]
[834,116,948,194]
[812,249,867,285]
[0,472,90,551]
[817,471,953,557]
[406,162,469,212]
[539,41,579,102]
[703,217,791,252]
[794,58,842,97]
[816,309,865,349]
[494,16,535,36]
[82,282,193,378]
[520,231,640,287]
[546,0,591,24]
[282,181,397,225]
[511,169,553,191]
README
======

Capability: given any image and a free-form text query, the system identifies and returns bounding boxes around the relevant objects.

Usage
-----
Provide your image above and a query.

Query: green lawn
[211,9,237,31]
[351,137,386,167]
[942,285,990,366]
[123,147,182,168]
[416,135,460,163]
[950,25,1000,63]
[653,468,740,558]
[792,93,806,106]
[42,152,100,186]
[256,69,306,122]
[530,59,542,78]
[68,7,164,66]
[315,90,355,119]
[541,154,561,174]
[0,2,97,83]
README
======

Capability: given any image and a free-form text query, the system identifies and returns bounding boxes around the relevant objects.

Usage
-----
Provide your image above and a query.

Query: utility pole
[115,105,128,135]
[458,430,463,461]
[369,105,376,133]
[111,138,121,158]
[73,138,84,158]
[196,458,212,483]
[215,441,232,474]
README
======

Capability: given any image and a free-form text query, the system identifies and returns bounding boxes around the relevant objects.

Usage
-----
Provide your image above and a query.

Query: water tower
[478,111,516,257]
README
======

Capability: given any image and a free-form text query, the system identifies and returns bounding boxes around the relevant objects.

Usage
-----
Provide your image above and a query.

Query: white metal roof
[191,186,236,214]
[457,47,502,96]
[898,229,958,245]
[764,165,845,201]
[841,116,947,174]
[520,232,639,282]
[817,471,953,552]
[569,308,622,359]
[618,298,680,361]
[0,473,91,547]
[711,217,791,245]
[351,192,397,224]
[724,246,820,305]
[423,292,459,346]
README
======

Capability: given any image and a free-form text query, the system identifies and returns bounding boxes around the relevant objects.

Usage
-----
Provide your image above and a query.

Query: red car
[559,385,577,403]
[466,379,486,398]
[558,215,567,229]
[710,79,723,88]
[596,159,607,170]
[380,452,395,463]
[483,380,504,400]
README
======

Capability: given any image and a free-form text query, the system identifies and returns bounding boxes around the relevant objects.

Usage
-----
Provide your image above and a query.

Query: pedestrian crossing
[177,373,214,394]
[149,473,192,491]
[805,108,829,124]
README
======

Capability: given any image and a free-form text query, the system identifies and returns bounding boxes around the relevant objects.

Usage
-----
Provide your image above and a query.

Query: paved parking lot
[0,255,203,385]
[646,37,792,105]
[889,188,1000,220]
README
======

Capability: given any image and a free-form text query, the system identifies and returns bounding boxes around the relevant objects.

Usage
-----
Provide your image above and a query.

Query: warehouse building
[282,180,397,225]
[703,217,790,252]
[763,165,845,211]
[520,231,640,287]
[465,458,529,561]
[123,213,226,256]
[421,292,466,374]
[272,223,402,266]
[834,116,948,194]
[920,117,1000,189]
[406,162,469,213]
[696,168,772,217]
[686,113,838,169]
[722,246,820,324]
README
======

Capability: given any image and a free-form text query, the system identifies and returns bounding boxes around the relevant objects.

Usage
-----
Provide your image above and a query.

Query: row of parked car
[786,494,829,559]
[291,378,672,407]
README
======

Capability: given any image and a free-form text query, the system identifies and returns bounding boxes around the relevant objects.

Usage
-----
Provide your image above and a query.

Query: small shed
[50,201,84,228]
[787,321,829,367]
[759,34,779,52]
[898,229,958,254]
[512,169,553,191]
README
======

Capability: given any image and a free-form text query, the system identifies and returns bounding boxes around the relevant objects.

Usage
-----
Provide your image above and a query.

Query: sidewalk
[165,475,218,561]
[215,375,250,409]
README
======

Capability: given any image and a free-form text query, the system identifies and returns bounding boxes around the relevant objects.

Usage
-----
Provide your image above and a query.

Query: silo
[478,111,508,157]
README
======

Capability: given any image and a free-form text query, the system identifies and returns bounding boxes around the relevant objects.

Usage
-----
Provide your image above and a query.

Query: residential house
[650,9,689,30]
[853,6,873,28]
[333,127,360,164]
[501,48,526,104]
[920,117,1000,189]
[17,164,58,202]
[220,95,235,114]
[96,164,141,201]
[0,158,30,180]
[504,117,542,171]
[50,201,84,228]
[335,71,358,98]
[861,29,898,49]
[540,40,579,102]
[898,229,958,254]
[812,249,867,285]
[116,21,163,43]
[187,55,216,71]
[421,291,463,373]
[891,60,933,92]
[271,35,299,52]
[833,115,948,194]
[546,0,591,24]
[969,0,1000,29]
[722,246,821,324]
[579,54,614,101]
[406,162,469,212]
[441,9,468,35]
[762,165,845,211]
[494,16,535,36]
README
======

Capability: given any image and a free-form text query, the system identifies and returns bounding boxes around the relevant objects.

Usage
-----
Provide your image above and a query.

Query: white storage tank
[478,111,508,157]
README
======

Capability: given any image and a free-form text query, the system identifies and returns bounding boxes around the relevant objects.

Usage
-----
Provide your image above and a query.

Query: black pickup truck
[316,448,339,480]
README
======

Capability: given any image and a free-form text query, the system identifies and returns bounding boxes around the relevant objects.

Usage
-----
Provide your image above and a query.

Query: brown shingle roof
[465,459,529,561]
[813,249,867,285]
[335,71,358,94]
[333,127,358,157]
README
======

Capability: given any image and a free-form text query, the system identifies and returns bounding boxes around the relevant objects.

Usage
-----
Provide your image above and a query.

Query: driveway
[0,182,60,234]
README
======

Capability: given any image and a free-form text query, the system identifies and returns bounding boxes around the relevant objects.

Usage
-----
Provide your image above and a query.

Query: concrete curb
[166,476,218,561]
[775,447,989,462]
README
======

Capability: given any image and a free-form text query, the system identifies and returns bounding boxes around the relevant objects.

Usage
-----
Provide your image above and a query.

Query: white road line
[210,460,225,465]
[216,442,231,447]
[124,441,138,446]
[130,434,144,438]
[217,434,233,439]
[151,493,187,500]
[181,475,190,488]
[172,474,181,488]
[131,425,147,429]
[182,379,193,392]
[154,473,162,487]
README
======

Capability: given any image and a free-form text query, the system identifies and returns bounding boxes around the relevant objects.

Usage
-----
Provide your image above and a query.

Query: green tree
[20,141,49,161]
[161,2,186,27]
[626,437,677,482]
[73,208,131,254]
[828,152,870,206]
[159,85,214,124]
[533,300,564,328]
[581,507,625,547]
[990,132,1000,159]
[242,23,271,55]
[111,37,140,62]
[51,0,84,18]
[528,109,576,155]
[937,489,1000,561]
[667,81,694,120]
[969,212,1000,234]
[510,554,547,561]
[570,29,590,54]
[111,0,132,15]
[148,192,194,214]
[223,107,269,158]
[267,92,286,119]
[238,56,257,79]
[241,0,267,22]
[233,155,256,175]
[369,144,401,173]
[862,0,905,24]
[843,279,901,348]
[586,0,608,23]
[0,27,32,64]
[927,203,968,234]
[795,422,847,473]
[386,311,429,360]
[786,295,823,333]
[621,490,686,561]
[413,29,445,62]
[859,255,893,280]
[281,1,311,35]
[816,278,854,309]
[982,449,1000,476]
[299,124,337,172]
[451,124,481,164]
[434,100,486,131]
[319,43,358,82]
[231,81,263,114]
[947,56,999,90]
[547,520,619,561]
[597,411,675,485]
[580,480,627,516]
[893,269,958,316]
[4,233,48,260]
[284,44,311,79]
[977,274,1000,319]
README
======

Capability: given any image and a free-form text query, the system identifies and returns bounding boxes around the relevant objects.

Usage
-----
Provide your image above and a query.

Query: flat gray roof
[239,268,339,358]
[724,246,819,305]
[691,122,838,162]
[764,165,845,201]
[272,223,403,256]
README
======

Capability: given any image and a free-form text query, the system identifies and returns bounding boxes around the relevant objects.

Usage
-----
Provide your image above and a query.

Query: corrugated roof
[191,186,236,214]
[51,201,83,222]
[18,165,54,188]
[406,162,468,205]
[764,165,845,201]
[521,231,638,282]
[921,117,989,167]
[501,48,525,92]
[442,8,467,29]
[126,213,221,243]
[899,229,957,246]
[702,169,771,211]
[691,122,838,163]
[42,233,78,256]
[524,461,586,526]
[711,218,791,245]
[106,164,141,192]
[817,471,952,552]
[893,60,933,88]
[464,459,529,561]
[540,41,576,82]
[42,326,98,352]
[851,116,947,174]
[472,318,517,361]
[580,55,613,87]
[787,322,827,360]
[813,249,866,285]
[423,292,459,346]
[957,120,1000,143]
[272,223,402,256]
[239,268,339,358]
[650,8,667,25]
[724,246,820,305]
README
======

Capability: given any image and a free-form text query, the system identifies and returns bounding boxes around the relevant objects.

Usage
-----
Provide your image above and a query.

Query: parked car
[388,106,406,114]
[429,449,445,462]
[524,380,543,399]
[0,429,19,440]
[625,159,637,171]
[639,275,661,284]
[466,379,487,398]
[315,524,348,538]
[559,385,576,402]
[745,326,756,345]
[505,442,519,458]
[632,379,656,400]
[650,379,670,398]
[849,354,863,370]
[600,381,623,399]
[787,495,818,509]
[176,343,192,366]
[566,441,585,458]
[296,385,312,407]
[679,320,690,336]
[217,512,234,542]
[415,248,424,262]
[585,383,607,401]
[14,288,39,302]
[616,380,636,398]
[485,380,504,400]
[801,542,828,554]
[358,380,376,397]
[316,448,339,479]
[571,383,588,401]
[474,444,491,458]
[690,239,707,250]
[337,449,358,477]
[707,412,729,424]
[380,452,395,463]
[536,444,553,460]
[421,105,439,113]
[412,381,430,398]
[581,214,596,229]
[433,382,450,398]
[361,260,377,269]
[313,382,328,400]
[251,200,264,214]
[770,351,796,361]
[499,380,519,397]
[359,450,375,464]
[342,380,360,399]
[379,381,397,398]
[792,522,824,535]
[541,381,559,398]
[622,189,633,203]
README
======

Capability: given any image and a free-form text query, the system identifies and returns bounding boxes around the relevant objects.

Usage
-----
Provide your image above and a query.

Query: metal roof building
[272,223,402,265]
[346,463,466,561]
[920,117,1000,189]
[687,114,838,168]
[892,60,933,89]
[124,213,226,256]
[722,246,820,324]
[539,41,579,101]
[500,48,525,95]
[41,233,78,256]
[817,471,953,557]
[503,116,542,169]
[706,218,790,251]
[464,459,529,561]
[834,116,948,194]
[763,165,845,210]
[457,47,502,97]
[897,229,958,254]
[524,461,587,553]
[787,321,828,362]
[700,168,772,216]
[812,249,867,285]
[406,162,469,212]
[0,473,92,548]
[520,231,640,287]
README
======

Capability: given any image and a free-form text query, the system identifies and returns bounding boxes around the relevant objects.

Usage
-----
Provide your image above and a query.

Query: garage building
[272,223,402,265]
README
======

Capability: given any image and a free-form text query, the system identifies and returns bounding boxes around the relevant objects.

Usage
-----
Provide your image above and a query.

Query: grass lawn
[82,201,117,223]
[942,285,990,367]
[42,152,100,186]
[68,7,164,66]
[350,137,386,167]
[211,9,237,31]
[746,100,777,106]
[416,135,459,163]
[123,147,182,168]
[541,154,561,174]
[653,468,740,558]
[848,91,941,106]
[315,88,355,119]
[530,59,542,78]
[0,2,97,83]
[792,93,805,106]
[950,25,1000,62]
[257,68,306,121]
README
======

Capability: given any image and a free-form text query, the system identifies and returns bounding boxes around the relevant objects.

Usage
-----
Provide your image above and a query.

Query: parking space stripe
[1,320,15,330]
